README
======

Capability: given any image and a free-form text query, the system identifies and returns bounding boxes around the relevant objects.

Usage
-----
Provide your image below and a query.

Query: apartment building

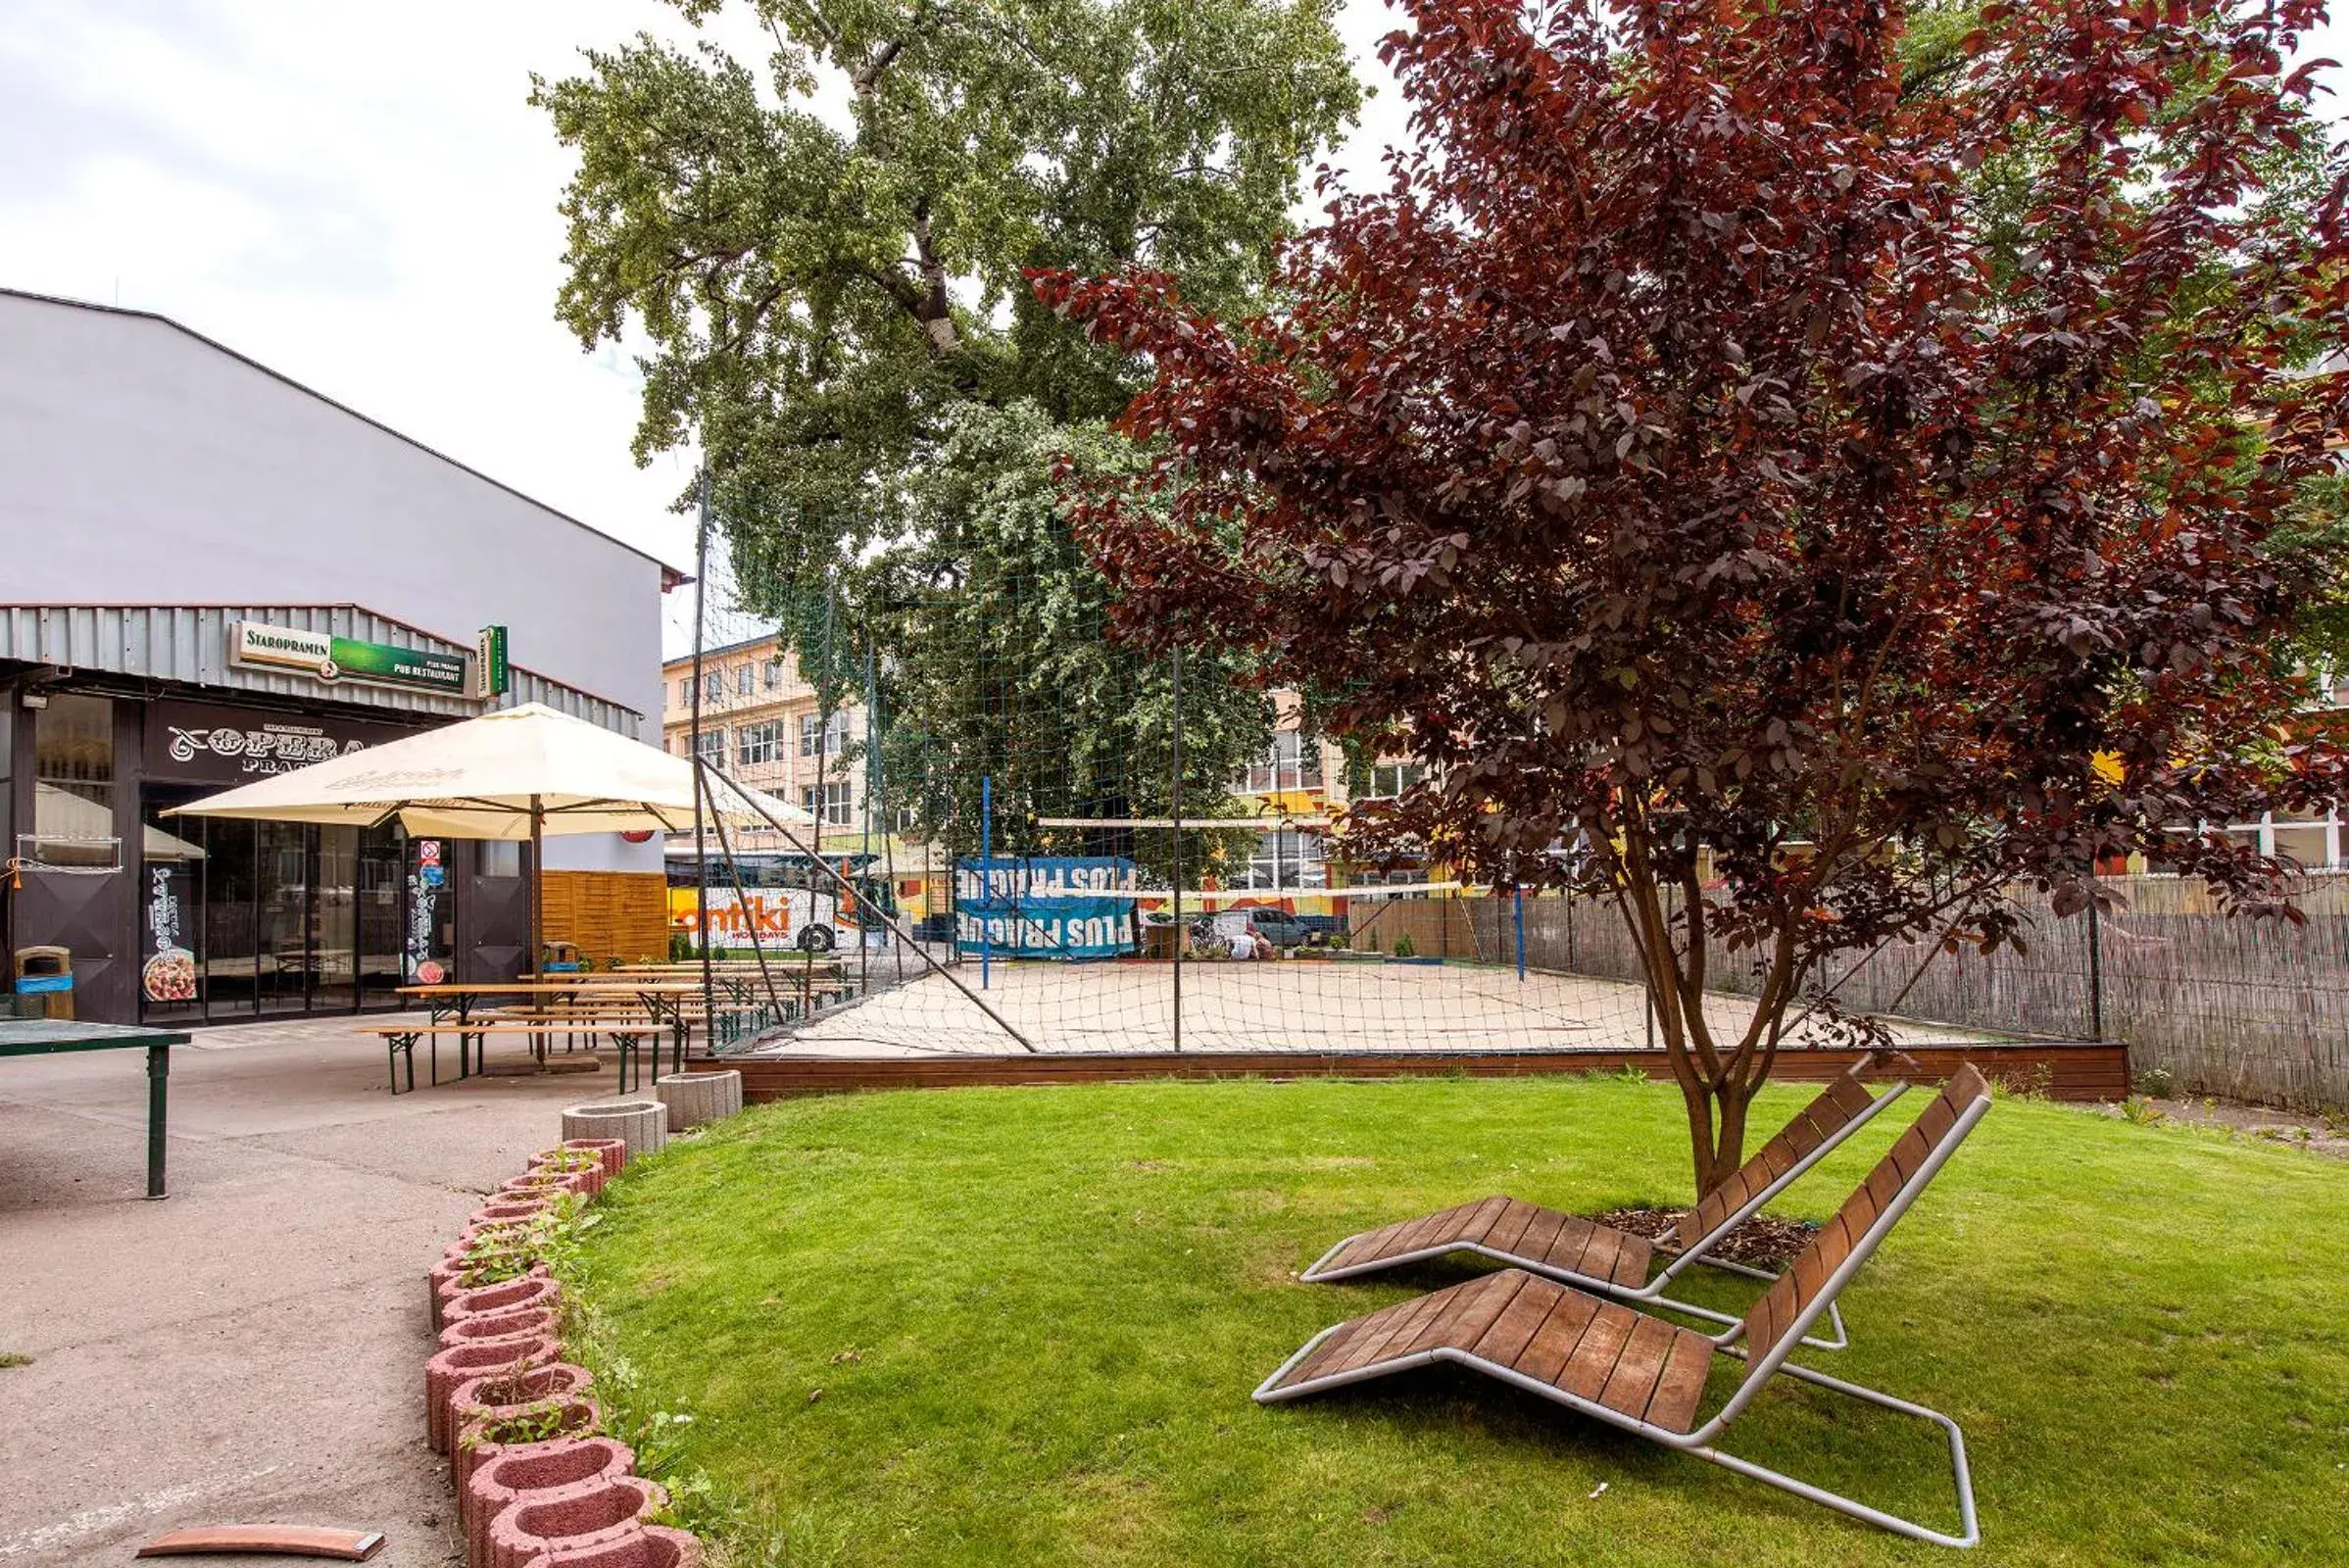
[660,634,870,851]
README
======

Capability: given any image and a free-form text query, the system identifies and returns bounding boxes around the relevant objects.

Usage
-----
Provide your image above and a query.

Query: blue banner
[954,857,1137,958]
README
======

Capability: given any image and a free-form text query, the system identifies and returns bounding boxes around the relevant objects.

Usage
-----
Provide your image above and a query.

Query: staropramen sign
[228,620,472,697]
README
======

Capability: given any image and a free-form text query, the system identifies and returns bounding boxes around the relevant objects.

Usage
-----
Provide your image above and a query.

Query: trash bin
[13,945,74,1020]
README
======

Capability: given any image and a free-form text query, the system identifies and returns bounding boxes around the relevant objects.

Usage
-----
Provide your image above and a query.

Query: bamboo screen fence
[1459,874,2349,1111]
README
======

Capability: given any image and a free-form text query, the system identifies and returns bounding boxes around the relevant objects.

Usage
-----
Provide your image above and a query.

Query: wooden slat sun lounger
[1257,1066,1994,1547]
[1302,1052,1915,1346]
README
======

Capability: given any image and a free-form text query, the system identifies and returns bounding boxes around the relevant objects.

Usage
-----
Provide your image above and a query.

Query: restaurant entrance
[137,788,410,1025]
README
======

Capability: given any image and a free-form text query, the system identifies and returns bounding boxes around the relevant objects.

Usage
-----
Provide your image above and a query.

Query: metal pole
[980,773,993,991]
[690,471,712,971]
[1170,644,1183,1055]
[529,797,545,981]
[2085,871,2104,1041]
[1514,885,1526,981]
[724,776,1038,1050]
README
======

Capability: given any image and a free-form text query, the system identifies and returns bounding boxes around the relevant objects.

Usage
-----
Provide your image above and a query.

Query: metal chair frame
[1258,1091,1992,1548]
[1301,1078,1911,1351]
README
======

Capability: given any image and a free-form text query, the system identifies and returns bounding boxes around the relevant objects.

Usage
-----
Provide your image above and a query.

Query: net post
[980,774,993,991]
[1170,644,1183,1055]
[1514,885,1526,981]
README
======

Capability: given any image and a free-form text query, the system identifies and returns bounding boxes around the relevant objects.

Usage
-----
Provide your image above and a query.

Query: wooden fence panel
[1476,875,2349,1109]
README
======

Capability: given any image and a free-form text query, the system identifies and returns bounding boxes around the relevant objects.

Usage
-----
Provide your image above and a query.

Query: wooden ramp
[1261,1268,1715,1433]
[1311,1196,1654,1286]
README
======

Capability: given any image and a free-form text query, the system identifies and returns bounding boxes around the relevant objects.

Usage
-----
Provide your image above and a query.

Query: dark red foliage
[1035,0,2349,1186]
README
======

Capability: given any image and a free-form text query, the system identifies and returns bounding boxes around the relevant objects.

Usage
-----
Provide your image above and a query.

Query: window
[1241,829,1325,890]
[1244,731,1323,793]
[480,840,523,877]
[763,659,784,690]
[694,728,727,767]
[735,665,754,697]
[737,721,780,767]
[30,692,117,866]
[701,673,722,705]
[1355,760,1427,801]
[802,782,854,827]
[800,710,855,758]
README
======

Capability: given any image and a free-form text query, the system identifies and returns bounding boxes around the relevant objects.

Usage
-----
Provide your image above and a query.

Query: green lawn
[556,1077,2349,1567]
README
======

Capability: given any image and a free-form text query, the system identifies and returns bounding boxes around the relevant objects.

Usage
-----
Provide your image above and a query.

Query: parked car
[1244,906,1312,950]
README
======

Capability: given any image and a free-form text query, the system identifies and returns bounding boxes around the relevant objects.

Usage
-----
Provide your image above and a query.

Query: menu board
[404,838,454,984]
[142,860,199,1003]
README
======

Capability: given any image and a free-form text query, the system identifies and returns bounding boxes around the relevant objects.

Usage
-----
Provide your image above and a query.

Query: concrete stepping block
[560,1101,666,1163]
[654,1071,740,1132]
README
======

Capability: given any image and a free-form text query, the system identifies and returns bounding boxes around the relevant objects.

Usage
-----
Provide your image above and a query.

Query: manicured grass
[559,1077,2349,1566]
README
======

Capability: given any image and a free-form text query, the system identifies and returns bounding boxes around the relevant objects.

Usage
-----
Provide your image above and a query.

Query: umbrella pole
[530,796,546,1068]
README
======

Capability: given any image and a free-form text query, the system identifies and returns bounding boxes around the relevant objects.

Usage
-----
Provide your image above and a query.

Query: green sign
[229,620,470,696]
[475,624,511,699]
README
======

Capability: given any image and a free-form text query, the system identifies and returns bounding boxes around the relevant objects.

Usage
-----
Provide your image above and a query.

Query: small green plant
[2134,1064,2177,1099]
[1611,1064,1651,1087]
[1392,935,1417,958]
[2120,1095,2167,1127]
[0,1351,32,1370]
[463,1398,582,1450]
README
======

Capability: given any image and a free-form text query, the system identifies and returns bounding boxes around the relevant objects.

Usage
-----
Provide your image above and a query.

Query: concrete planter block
[427,1336,561,1454]
[561,1101,666,1163]
[465,1437,634,1563]
[562,1139,629,1181]
[454,1399,601,1496]
[450,1366,595,1475]
[521,1526,703,1568]
[437,1262,553,1327]
[441,1305,559,1351]
[487,1476,663,1568]
[473,1198,556,1227]
[654,1071,740,1132]
[502,1171,591,1200]
[528,1150,608,1198]
[444,1274,561,1328]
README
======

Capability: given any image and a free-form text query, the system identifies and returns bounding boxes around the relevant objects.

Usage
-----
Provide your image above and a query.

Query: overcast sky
[2,1,2339,643]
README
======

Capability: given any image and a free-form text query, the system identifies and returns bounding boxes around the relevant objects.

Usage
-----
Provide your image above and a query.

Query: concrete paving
[0,1017,626,1567]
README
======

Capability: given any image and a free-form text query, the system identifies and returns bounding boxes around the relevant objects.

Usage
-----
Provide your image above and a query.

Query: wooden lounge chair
[1257,1065,1993,1547]
[1303,1052,1916,1347]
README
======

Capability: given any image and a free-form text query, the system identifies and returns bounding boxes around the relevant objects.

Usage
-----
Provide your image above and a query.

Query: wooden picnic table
[0,1018,190,1199]
[395,976,824,1075]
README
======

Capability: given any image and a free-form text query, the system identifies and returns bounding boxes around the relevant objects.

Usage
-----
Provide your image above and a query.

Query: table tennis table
[0,1017,189,1199]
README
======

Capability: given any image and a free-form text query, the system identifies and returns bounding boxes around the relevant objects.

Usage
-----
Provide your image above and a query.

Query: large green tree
[535,4,1359,833]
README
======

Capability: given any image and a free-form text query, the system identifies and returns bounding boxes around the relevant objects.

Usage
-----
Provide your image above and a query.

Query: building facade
[658,633,873,849]
[1,288,675,1024]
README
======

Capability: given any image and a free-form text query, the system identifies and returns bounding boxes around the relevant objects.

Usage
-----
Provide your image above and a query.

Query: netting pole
[2086,867,2104,1041]
[980,773,993,991]
[714,772,1037,1051]
[1514,885,1526,981]
[1170,644,1184,1055]
[690,469,712,988]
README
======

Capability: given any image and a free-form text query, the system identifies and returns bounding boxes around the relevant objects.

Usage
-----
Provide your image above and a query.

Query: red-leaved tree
[1038,0,2349,1190]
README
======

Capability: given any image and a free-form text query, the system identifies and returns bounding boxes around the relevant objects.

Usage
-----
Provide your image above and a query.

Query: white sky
[1,1,2338,647]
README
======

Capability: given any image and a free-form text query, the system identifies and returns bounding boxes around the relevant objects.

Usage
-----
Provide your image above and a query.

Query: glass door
[203,817,260,1020]
[312,825,359,1011]
[256,820,311,1014]
[357,825,405,1007]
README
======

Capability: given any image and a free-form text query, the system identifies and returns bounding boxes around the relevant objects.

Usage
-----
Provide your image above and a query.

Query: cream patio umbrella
[170,702,807,977]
